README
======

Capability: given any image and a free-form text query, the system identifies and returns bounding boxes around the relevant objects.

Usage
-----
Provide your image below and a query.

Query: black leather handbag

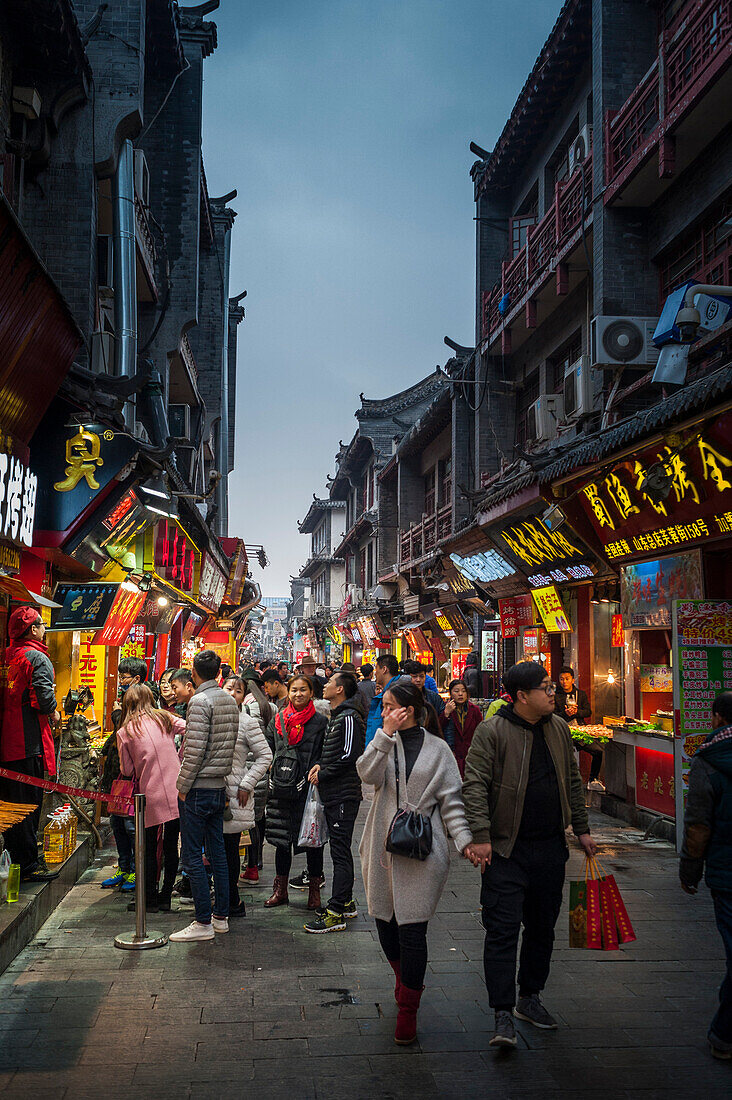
[385,745,434,861]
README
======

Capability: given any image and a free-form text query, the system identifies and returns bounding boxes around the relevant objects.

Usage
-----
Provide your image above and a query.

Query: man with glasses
[463,661,596,1049]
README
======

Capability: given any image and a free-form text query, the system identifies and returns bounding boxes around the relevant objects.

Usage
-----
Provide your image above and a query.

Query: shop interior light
[606,669,616,685]
[157,596,168,607]
[138,472,178,519]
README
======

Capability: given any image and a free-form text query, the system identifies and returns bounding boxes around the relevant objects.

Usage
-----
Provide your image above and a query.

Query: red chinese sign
[498,594,535,639]
[154,520,196,592]
[78,633,106,714]
[611,614,624,647]
[574,412,732,563]
[92,586,145,647]
[430,635,447,663]
[635,746,675,817]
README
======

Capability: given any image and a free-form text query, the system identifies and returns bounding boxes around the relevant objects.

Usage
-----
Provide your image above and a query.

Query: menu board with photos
[673,599,732,841]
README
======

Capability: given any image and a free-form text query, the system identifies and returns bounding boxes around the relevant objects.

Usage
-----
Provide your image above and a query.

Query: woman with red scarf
[440,679,483,778]
[264,675,327,911]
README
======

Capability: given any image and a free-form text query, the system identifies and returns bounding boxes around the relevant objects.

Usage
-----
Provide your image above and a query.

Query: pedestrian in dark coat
[0,606,59,880]
[440,679,483,777]
[680,691,732,1060]
[264,675,327,911]
[304,672,365,932]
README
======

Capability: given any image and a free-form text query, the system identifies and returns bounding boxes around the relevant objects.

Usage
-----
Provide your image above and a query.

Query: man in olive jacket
[463,662,596,1048]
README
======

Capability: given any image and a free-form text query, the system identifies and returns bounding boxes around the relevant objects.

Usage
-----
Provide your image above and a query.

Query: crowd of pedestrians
[81,638,732,1059]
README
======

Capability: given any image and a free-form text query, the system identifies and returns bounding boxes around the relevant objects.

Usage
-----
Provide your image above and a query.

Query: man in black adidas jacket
[304,672,365,933]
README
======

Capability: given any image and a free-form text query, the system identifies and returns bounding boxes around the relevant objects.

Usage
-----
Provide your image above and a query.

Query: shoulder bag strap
[393,737,401,808]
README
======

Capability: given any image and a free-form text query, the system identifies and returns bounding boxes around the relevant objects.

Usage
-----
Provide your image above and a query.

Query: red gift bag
[569,858,603,948]
[599,878,619,951]
[108,776,136,816]
[601,871,637,944]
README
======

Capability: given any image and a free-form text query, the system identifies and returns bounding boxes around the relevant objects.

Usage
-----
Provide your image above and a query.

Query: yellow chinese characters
[54,428,104,492]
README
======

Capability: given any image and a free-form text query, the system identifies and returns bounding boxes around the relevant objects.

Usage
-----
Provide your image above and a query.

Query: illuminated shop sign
[450,550,515,583]
[527,563,594,587]
[434,611,456,638]
[498,594,536,639]
[574,413,732,562]
[495,517,585,570]
[154,520,197,592]
[0,449,37,548]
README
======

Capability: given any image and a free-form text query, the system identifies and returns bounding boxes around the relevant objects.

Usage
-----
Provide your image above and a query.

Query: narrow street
[0,809,727,1099]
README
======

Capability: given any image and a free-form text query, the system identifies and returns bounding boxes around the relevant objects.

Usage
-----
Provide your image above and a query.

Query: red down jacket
[1,639,57,774]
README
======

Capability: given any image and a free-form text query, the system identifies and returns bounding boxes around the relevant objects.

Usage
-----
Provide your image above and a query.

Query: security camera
[676,305,700,344]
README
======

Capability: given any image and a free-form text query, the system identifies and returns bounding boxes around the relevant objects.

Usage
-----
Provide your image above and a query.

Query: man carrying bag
[463,662,596,1048]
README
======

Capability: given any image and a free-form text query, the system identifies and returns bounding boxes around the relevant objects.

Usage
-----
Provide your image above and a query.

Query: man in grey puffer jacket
[170,650,240,943]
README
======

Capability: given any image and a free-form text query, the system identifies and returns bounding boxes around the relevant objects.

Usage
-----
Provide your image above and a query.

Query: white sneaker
[588,780,605,792]
[212,916,229,934]
[169,921,215,943]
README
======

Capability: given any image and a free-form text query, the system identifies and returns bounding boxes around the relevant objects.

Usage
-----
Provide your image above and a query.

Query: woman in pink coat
[117,683,186,911]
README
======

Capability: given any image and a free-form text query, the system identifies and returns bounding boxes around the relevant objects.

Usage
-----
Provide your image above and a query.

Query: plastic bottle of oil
[43,812,65,864]
[67,806,78,852]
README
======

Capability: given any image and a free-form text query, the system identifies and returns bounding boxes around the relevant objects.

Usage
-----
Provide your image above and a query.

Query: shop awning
[0,575,62,608]
[0,195,82,448]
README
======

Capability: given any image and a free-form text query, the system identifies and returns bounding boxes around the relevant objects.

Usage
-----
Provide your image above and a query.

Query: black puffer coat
[264,708,327,849]
[317,699,365,806]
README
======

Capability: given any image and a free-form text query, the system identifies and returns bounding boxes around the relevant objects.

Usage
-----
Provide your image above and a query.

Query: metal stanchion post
[115,793,167,950]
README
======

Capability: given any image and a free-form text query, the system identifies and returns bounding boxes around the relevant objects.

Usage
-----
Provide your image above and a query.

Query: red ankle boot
[264,875,289,907]
[388,959,401,1003]
[394,984,423,1045]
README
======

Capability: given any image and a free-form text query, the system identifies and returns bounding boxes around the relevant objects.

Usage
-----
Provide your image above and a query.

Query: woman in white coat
[223,677,273,916]
[357,681,473,1045]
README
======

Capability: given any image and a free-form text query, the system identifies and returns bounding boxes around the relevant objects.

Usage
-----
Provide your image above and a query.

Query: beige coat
[357,728,473,924]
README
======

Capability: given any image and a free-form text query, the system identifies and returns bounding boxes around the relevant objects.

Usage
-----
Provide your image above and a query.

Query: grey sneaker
[514,994,558,1029]
[489,1010,517,1047]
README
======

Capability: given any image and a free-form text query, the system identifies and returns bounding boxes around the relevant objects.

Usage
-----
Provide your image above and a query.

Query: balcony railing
[481,155,592,341]
[399,504,452,567]
[606,0,731,198]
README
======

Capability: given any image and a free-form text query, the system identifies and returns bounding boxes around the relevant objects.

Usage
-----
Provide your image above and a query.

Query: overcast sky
[201,0,557,597]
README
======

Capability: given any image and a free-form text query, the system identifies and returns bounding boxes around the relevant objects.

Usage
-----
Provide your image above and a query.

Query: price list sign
[673,599,732,841]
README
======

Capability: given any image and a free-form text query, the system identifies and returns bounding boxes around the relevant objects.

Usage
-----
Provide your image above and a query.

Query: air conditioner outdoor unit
[591,316,660,368]
[563,355,594,419]
[347,584,363,602]
[134,149,150,207]
[528,394,564,443]
[568,124,592,175]
[169,403,191,438]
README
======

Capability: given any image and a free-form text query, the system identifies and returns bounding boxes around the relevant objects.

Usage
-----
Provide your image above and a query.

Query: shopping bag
[599,878,619,951]
[599,867,637,944]
[108,777,135,816]
[297,784,329,848]
[569,857,602,949]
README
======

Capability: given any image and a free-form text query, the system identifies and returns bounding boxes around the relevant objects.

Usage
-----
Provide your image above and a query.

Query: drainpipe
[112,138,137,425]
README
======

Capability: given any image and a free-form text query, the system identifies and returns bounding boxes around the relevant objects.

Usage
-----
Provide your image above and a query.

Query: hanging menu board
[673,599,732,845]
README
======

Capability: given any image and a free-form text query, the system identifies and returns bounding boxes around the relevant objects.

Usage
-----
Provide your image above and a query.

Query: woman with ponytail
[357,681,473,1046]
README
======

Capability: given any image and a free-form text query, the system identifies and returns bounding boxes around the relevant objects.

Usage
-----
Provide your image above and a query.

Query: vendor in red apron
[0,606,60,881]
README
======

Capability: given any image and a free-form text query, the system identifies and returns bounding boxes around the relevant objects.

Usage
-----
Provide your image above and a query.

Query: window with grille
[424,468,436,515]
[516,369,541,445]
[658,192,732,302]
[548,331,582,394]
[440,456,452,505]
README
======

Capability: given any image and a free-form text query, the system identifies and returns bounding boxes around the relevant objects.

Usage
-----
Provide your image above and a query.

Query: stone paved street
[0,808,729,1099]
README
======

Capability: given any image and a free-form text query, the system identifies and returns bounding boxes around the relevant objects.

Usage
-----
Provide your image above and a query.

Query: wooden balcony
[399,504,453,568]
[481,155,593,345]
[605,0,732,205]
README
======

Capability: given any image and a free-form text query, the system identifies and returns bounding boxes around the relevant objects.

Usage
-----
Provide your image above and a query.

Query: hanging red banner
[611,614,624,647]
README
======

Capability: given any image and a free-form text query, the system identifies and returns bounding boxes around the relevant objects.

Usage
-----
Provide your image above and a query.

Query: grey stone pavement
[0,807,729,1099]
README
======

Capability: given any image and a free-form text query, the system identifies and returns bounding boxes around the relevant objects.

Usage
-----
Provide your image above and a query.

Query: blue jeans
[110,813,135,873]
[711,890,732,1046]
[178,788,228,923]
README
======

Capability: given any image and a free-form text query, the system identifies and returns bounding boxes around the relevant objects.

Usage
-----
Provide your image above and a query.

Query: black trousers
[223,832,243,909]
[323,799,360,911]
[0,756,44,874]
[275,843,323,880]
[574,740,603,781]
[145,820,179,903]
[375,916,429,990]
[481,835,568,1010]
[247,816,265,870]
